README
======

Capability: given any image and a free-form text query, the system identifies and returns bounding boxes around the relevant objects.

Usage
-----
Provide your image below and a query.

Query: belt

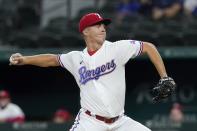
[85,110,119,124]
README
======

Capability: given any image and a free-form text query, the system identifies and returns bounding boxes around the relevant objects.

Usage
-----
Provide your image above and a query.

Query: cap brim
[101,19,111,25]
[91,19,111,26]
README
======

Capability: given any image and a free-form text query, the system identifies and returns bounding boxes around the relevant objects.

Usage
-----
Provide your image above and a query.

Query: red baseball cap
[0,90,10,98]
[79,13,111,33]
[54,109,72,121]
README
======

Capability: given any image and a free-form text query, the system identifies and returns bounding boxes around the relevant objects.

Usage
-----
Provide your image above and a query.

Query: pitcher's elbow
[142,42,157,53]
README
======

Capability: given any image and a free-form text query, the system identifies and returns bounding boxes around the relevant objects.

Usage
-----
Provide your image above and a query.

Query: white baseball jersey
[0,103,25,120]
[58,40,143,118]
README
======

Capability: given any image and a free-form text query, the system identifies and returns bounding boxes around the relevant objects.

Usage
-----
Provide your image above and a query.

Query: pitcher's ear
[83,28,89,36]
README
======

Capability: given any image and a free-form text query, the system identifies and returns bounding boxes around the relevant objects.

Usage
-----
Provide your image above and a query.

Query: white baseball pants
[69,109,151,131]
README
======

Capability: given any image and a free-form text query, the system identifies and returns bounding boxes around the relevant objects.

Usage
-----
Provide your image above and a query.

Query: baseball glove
[152,77,176,103]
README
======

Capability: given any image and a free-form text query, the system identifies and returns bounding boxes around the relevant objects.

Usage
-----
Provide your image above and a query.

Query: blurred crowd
[0,0,196,48]
[169,103,184,124]
[115,0,197,24]
[0,90,25,123]
[52,108,73,124]
[0,0,197,30]
[0,90,73,124]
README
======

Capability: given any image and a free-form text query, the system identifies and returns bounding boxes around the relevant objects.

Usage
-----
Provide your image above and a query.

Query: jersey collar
[83,40,107,57]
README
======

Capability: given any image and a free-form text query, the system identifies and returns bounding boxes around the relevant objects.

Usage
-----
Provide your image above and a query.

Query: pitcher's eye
[96,24,102,27]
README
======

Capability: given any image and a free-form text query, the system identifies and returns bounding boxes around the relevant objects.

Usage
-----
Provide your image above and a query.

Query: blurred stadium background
[0,0,197,131]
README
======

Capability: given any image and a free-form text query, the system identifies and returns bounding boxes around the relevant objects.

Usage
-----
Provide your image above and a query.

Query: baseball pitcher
[9,13,176,131]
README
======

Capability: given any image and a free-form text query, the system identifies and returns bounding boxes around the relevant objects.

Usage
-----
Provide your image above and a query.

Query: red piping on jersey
[137,42,144,56]
[57,55,64,67]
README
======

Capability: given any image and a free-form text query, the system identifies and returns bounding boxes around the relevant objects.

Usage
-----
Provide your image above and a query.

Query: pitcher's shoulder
[105,40,131,45]
[105,40,113,45]
[59,50,83,58]
[68,50,83,55]
[104,40,118,47]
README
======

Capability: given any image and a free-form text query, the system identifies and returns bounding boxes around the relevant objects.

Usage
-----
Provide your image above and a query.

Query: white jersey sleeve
[114,40,143,65]
[57,51,75,74]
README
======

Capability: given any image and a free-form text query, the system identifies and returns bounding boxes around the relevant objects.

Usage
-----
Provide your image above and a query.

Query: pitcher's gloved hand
[152,77,176,103]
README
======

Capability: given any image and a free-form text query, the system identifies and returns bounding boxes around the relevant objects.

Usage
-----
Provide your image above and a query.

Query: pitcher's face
[84,23,106,44]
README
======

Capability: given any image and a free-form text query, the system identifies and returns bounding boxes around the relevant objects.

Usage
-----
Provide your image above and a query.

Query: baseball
[13,60,18,64]
[10,56,18,65]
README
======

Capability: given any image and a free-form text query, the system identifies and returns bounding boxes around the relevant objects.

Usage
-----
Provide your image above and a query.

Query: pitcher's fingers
[15,53,22,57]
[12,55,20,59]
[11,55,23,61]
[9,60,18,66]
[11,53,22,58]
